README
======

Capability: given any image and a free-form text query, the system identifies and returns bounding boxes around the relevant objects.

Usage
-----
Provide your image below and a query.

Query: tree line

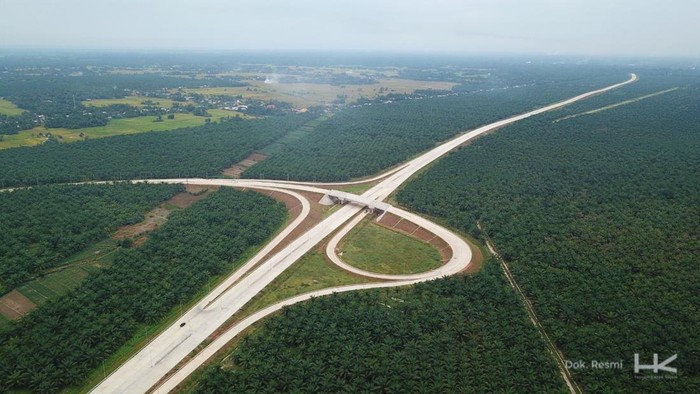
[0,188,287,393]
[0,114,313,187]
[0,183,182,295]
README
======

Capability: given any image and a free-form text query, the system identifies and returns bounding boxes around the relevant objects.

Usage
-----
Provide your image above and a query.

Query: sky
[1,0,698,58]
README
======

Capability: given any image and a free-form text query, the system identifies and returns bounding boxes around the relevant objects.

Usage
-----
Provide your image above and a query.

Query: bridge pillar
[319,194,335,206]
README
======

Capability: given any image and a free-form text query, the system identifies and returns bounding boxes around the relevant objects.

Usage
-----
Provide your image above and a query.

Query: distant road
[92,73,637,394]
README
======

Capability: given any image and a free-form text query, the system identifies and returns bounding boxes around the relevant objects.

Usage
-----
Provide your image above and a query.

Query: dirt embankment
[241,188,328,262]
[222,152,268,178]
[377,212,452,262]
[378,212,484,274]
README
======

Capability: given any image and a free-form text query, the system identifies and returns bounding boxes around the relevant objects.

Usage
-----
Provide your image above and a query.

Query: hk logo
[634,353,677,374]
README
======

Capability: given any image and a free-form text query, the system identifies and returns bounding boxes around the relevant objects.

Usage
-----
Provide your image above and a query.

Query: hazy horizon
[1,0,699,59]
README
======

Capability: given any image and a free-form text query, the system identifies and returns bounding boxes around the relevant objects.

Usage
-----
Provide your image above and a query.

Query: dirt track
[222,152,268,178]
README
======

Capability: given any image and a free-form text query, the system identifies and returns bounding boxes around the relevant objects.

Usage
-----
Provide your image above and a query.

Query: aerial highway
[92,73,637,393]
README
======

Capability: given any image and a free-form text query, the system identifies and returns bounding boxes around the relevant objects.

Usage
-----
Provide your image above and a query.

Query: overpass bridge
[320,189,393,213]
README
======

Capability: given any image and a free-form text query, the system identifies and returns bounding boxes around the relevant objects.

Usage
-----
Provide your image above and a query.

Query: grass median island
[339,219,442,274]
[246,251,367,312]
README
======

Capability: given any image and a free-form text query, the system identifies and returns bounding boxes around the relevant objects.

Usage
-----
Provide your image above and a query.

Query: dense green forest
[0,188,287,392]
[192,261,566,393]
[0,114,312,187]
[243,72,627,181]
[0,183,182,295]
[397,77,700,391]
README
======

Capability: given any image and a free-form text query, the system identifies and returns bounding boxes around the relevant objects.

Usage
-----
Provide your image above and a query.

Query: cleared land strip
[554,86,677,123]
[479,222,581,394]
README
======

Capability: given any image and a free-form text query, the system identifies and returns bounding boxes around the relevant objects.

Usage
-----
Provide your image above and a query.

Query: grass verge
[173,249,369,393]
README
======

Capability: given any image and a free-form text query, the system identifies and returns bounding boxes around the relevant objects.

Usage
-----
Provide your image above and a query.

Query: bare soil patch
[114,185,216,240]
[0,290,36,320]
[460,241,484,274]
[170,185,218,207]
[222,152,268,178]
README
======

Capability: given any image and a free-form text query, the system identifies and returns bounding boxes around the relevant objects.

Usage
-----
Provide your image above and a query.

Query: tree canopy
[243,71,627,182]
[0,114,313,187]
[0,183,182,295]
[192,262,565,393]
[0,188,287,393]
[397,74,700,392]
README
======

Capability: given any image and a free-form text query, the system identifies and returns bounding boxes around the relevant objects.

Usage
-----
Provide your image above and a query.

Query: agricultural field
[0,184,215,321]
[0,99,24,116]
[0,183,182,298]
[185,78,458,108]
[0,188,288,392]
[396,74,700,392]
[0,113,224,149]
[0,114,313,187]
[83,95,188,108]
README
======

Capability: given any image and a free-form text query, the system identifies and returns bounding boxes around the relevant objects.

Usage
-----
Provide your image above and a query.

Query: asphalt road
[92,74,637,393]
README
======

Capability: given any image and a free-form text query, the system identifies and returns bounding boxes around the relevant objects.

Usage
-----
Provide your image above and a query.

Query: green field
[340,219,443,274]
[0,98,24,115]
[18,266,92,305]
[17,238,118,306]
[0,113,224,149]
[206,108,251,119]
[83,95,185,108]
[83,98,251,120]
